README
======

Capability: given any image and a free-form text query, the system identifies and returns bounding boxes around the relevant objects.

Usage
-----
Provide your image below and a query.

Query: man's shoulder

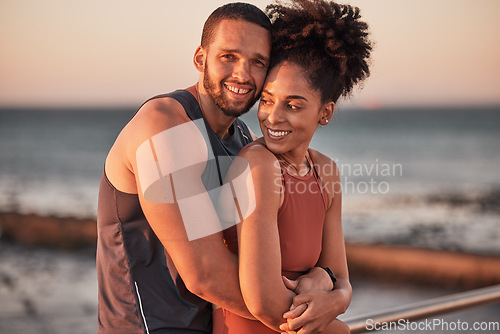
[122,94,191,144]
[106,93,193,174]
[135,94,190,126]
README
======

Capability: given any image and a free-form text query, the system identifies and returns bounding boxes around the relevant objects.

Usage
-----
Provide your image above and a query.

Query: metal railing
[345,284,500,333]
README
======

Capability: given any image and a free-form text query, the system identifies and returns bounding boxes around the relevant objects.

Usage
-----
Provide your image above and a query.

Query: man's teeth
[268,129,290,137]
[226,85,250,94]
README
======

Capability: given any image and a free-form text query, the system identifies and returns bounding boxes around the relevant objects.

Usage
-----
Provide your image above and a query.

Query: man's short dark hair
[201,2,271,48]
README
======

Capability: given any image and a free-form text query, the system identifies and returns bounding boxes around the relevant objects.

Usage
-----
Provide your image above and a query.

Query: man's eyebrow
[220,49,239,54]
[255,53,270,63]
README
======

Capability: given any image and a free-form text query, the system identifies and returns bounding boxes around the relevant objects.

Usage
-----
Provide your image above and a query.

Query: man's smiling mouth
[225,84,250,95]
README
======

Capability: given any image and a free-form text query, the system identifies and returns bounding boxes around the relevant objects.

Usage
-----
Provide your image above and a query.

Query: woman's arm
[236,144,296,331]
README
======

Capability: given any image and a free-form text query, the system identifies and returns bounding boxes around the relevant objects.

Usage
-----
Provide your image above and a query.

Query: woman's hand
[278,267,335,332]
[279,289,348,334]
[283,267,334,294]
[279,274,351,334]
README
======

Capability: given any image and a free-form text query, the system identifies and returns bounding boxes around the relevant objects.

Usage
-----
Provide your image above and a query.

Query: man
[97,3,336,333]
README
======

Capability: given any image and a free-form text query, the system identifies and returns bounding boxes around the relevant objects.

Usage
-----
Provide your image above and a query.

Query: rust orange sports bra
[223,145,329,279]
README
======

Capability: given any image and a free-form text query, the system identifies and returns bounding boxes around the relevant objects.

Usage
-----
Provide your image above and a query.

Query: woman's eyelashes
[287,103,301,111]
[260,98,301,111]
[260,97,273,106]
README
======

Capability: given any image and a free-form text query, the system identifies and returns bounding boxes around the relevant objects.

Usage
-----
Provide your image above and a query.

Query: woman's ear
[320,101,335,125]
[193,46,206,72]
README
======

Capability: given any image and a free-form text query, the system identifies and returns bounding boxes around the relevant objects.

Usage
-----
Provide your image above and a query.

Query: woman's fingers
[282,275,299,292]
[283,302,307,319]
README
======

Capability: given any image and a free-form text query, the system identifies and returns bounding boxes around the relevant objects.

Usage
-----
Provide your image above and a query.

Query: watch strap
[321,267,337,290]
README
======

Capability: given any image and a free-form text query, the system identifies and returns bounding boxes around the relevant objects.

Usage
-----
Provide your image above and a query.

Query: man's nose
[233,60,251,82]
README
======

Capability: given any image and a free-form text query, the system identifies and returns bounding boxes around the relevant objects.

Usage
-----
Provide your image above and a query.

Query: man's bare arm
[122,98,253,318]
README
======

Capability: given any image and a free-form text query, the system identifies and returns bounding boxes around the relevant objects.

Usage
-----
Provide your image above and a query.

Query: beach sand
[0,242,97,334]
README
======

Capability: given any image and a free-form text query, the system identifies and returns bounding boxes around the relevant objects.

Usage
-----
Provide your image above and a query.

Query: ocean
[0,105,499,254]
[1,105,500,333]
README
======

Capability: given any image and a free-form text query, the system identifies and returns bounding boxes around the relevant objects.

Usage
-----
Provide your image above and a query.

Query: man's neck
[186,85,236,139]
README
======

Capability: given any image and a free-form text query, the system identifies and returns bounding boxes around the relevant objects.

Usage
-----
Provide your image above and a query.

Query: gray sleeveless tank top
[96,90,253,333]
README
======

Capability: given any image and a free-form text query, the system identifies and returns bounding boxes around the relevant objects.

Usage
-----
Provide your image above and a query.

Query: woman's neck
[276,150,310,176]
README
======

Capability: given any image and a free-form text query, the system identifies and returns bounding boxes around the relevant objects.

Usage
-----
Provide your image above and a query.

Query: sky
[1,0,500,109]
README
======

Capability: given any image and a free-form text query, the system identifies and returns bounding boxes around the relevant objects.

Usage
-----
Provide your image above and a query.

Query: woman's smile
[258,61,325,158]
[265,127,292,140]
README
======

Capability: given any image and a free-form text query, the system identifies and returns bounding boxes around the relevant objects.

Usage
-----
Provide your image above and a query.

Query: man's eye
[288,104,300,111]
[222,54,236,60]
[253,59,266,67]
[260,98,272,105]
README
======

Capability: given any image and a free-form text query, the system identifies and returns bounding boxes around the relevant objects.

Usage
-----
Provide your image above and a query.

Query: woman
[214,0,372,333]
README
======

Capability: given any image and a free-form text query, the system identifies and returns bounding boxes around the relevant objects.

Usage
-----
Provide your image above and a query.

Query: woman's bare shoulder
[238,139,279,168]
[309,149,338,176]
[309,149,341,207]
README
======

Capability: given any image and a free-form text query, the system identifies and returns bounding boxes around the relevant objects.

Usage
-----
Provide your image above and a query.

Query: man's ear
[193,46,206,72]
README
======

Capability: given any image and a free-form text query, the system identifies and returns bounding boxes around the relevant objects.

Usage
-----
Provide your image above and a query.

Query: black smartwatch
[321,267,337,290]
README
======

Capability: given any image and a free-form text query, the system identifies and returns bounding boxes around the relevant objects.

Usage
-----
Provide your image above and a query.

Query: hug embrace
[96,1,372,333]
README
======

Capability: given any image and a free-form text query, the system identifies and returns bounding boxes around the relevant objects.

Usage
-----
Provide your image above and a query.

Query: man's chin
[220,100,256,118]
[221,106,250,118]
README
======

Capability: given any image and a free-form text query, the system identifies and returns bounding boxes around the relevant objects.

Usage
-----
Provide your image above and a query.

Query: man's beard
[203,66,259,118]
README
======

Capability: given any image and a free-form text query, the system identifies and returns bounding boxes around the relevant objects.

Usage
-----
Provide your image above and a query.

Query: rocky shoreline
[347,243,500,289]
[2,211,500,289]
[0,212,97,249]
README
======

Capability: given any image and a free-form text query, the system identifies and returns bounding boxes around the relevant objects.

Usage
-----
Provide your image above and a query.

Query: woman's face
[258,62,327,157]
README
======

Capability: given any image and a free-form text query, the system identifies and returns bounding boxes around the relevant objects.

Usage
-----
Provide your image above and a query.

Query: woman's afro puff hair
[266,0,372,103]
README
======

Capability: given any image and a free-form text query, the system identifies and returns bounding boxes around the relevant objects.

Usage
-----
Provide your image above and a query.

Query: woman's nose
[266,105,284,124]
